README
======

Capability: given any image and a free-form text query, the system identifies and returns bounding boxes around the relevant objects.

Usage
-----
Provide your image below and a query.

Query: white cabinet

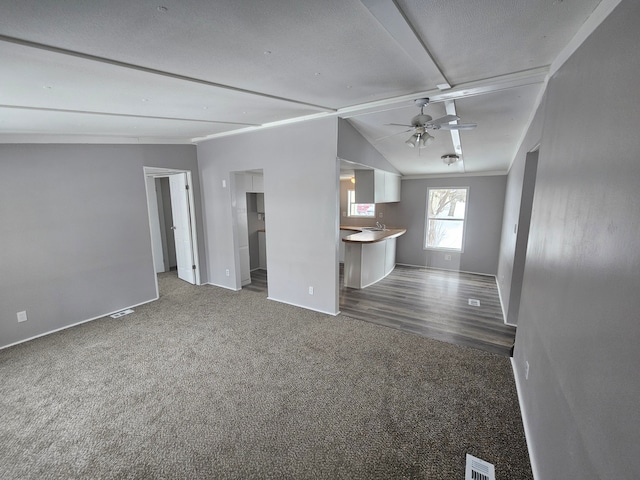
[354,169,401,203]
[384,173,401,202]
[248,173,264,193]
[374,170,386,203]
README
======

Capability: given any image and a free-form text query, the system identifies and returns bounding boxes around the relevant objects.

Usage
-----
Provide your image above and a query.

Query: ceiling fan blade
[374,129,413,142]
[384,123,413,127]
[428,114,460,125]
[439,123,477,131]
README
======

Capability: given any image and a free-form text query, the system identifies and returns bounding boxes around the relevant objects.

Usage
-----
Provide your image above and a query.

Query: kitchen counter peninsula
[340,226,406,289]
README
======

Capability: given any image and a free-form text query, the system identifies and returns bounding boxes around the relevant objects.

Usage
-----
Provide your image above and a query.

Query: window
[347,190,375,217]
[425,187,468,251]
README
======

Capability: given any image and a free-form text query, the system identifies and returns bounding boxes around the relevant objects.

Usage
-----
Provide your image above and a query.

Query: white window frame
[347,190,375,218]
[424,187,469,252]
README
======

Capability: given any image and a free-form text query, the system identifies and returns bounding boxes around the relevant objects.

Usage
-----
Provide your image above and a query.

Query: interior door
[169,173,196,284]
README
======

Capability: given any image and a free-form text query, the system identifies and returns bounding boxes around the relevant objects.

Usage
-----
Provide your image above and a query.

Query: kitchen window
[347,190,375,217]
[425,187,468,251]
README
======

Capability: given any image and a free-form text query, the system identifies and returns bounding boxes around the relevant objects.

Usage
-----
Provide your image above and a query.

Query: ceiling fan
[385,98,477,148]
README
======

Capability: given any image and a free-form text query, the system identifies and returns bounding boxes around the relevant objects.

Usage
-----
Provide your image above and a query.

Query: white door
[169,173,195,284]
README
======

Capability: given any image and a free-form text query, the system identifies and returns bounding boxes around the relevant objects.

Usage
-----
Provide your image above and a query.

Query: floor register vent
[465,454,495,480]
[110,309,134,319]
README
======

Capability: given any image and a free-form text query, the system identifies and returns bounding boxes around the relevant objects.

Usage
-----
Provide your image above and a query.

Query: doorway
[231,169,266,290]
[506,149,539,325]
[144,167,200,293]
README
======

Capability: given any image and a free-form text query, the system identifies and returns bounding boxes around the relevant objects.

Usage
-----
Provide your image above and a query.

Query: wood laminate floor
[248,265,515,356]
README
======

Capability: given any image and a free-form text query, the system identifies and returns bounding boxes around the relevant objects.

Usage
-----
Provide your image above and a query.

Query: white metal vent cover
[465,454,495,480]
[110,308,134,319]
[468,299,481,307]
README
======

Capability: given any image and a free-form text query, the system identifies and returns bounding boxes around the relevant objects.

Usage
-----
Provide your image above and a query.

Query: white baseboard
[266,296,339,316]
[511,357,540,479]
[0,296,158,351]
[206,282,241,292]
[496,281,510,325]
[395,262,496,277]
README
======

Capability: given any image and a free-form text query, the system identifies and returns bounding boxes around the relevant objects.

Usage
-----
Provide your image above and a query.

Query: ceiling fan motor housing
[411,114,432,126]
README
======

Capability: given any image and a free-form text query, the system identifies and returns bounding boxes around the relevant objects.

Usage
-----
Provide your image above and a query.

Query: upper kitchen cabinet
[355,169,401,204]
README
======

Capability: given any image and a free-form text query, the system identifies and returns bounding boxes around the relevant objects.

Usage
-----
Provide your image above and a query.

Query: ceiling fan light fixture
[419,132,435,148]
[441,154,460,165]
[405,134,419,148]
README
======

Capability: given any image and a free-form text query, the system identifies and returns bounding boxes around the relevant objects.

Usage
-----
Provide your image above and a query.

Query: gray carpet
[0,272,532,479]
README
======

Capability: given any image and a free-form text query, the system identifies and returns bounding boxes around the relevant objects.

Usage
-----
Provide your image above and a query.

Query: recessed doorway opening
[144,167,200,296]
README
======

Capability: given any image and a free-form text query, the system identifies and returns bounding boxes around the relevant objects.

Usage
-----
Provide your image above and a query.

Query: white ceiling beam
[360,0,449,87]
[339,66,548,119]
[0,34,334,114]
[443,100,465,174]
[192,67,549,143]
[0,104,259,126]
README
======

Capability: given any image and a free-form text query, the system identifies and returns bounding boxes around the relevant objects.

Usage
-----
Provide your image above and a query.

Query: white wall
[511,1,640,477]
[197,117,340,315]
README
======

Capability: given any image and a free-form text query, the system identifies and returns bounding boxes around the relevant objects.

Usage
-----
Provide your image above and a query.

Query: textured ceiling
[0,0,605,175]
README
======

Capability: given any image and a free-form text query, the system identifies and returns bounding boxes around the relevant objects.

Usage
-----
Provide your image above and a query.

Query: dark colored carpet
[0,272,532,479]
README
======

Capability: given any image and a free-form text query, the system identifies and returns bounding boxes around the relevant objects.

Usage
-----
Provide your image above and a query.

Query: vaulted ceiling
[0,0,604,175]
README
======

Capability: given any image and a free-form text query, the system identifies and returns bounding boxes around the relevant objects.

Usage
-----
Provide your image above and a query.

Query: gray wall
[395,175,506,275]
[0,144,202,349]
[197,117,340,315]
[337,118,401,174]
[511,1,640,477]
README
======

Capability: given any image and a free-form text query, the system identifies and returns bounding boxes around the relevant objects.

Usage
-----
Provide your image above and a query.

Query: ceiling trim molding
[0,134,193,144]
[443,100,466,174]
[191,67,548,144]
[338,66,549,118]
[0,34,334,114]
[360,0,449,86]
[0,104,259,126]
[191,111,335,143]
[401,170,508,180]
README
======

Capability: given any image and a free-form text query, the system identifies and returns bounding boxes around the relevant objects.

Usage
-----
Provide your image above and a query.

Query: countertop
[340,225,407,244]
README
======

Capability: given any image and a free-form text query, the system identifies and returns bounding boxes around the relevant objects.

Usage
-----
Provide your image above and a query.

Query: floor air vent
[110,309,134,319]
[465,454,495,480]
[468,299,481,307]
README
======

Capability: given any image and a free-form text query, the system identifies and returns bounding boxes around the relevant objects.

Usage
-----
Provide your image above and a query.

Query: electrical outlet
[308,286,314,295]
[342,211,346,217]
[525,361,530,380]
[378,212,384,218]
[222,180,226,188]
[17,310,27,322]
[225,269,230,276]
[444,254,452,261]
